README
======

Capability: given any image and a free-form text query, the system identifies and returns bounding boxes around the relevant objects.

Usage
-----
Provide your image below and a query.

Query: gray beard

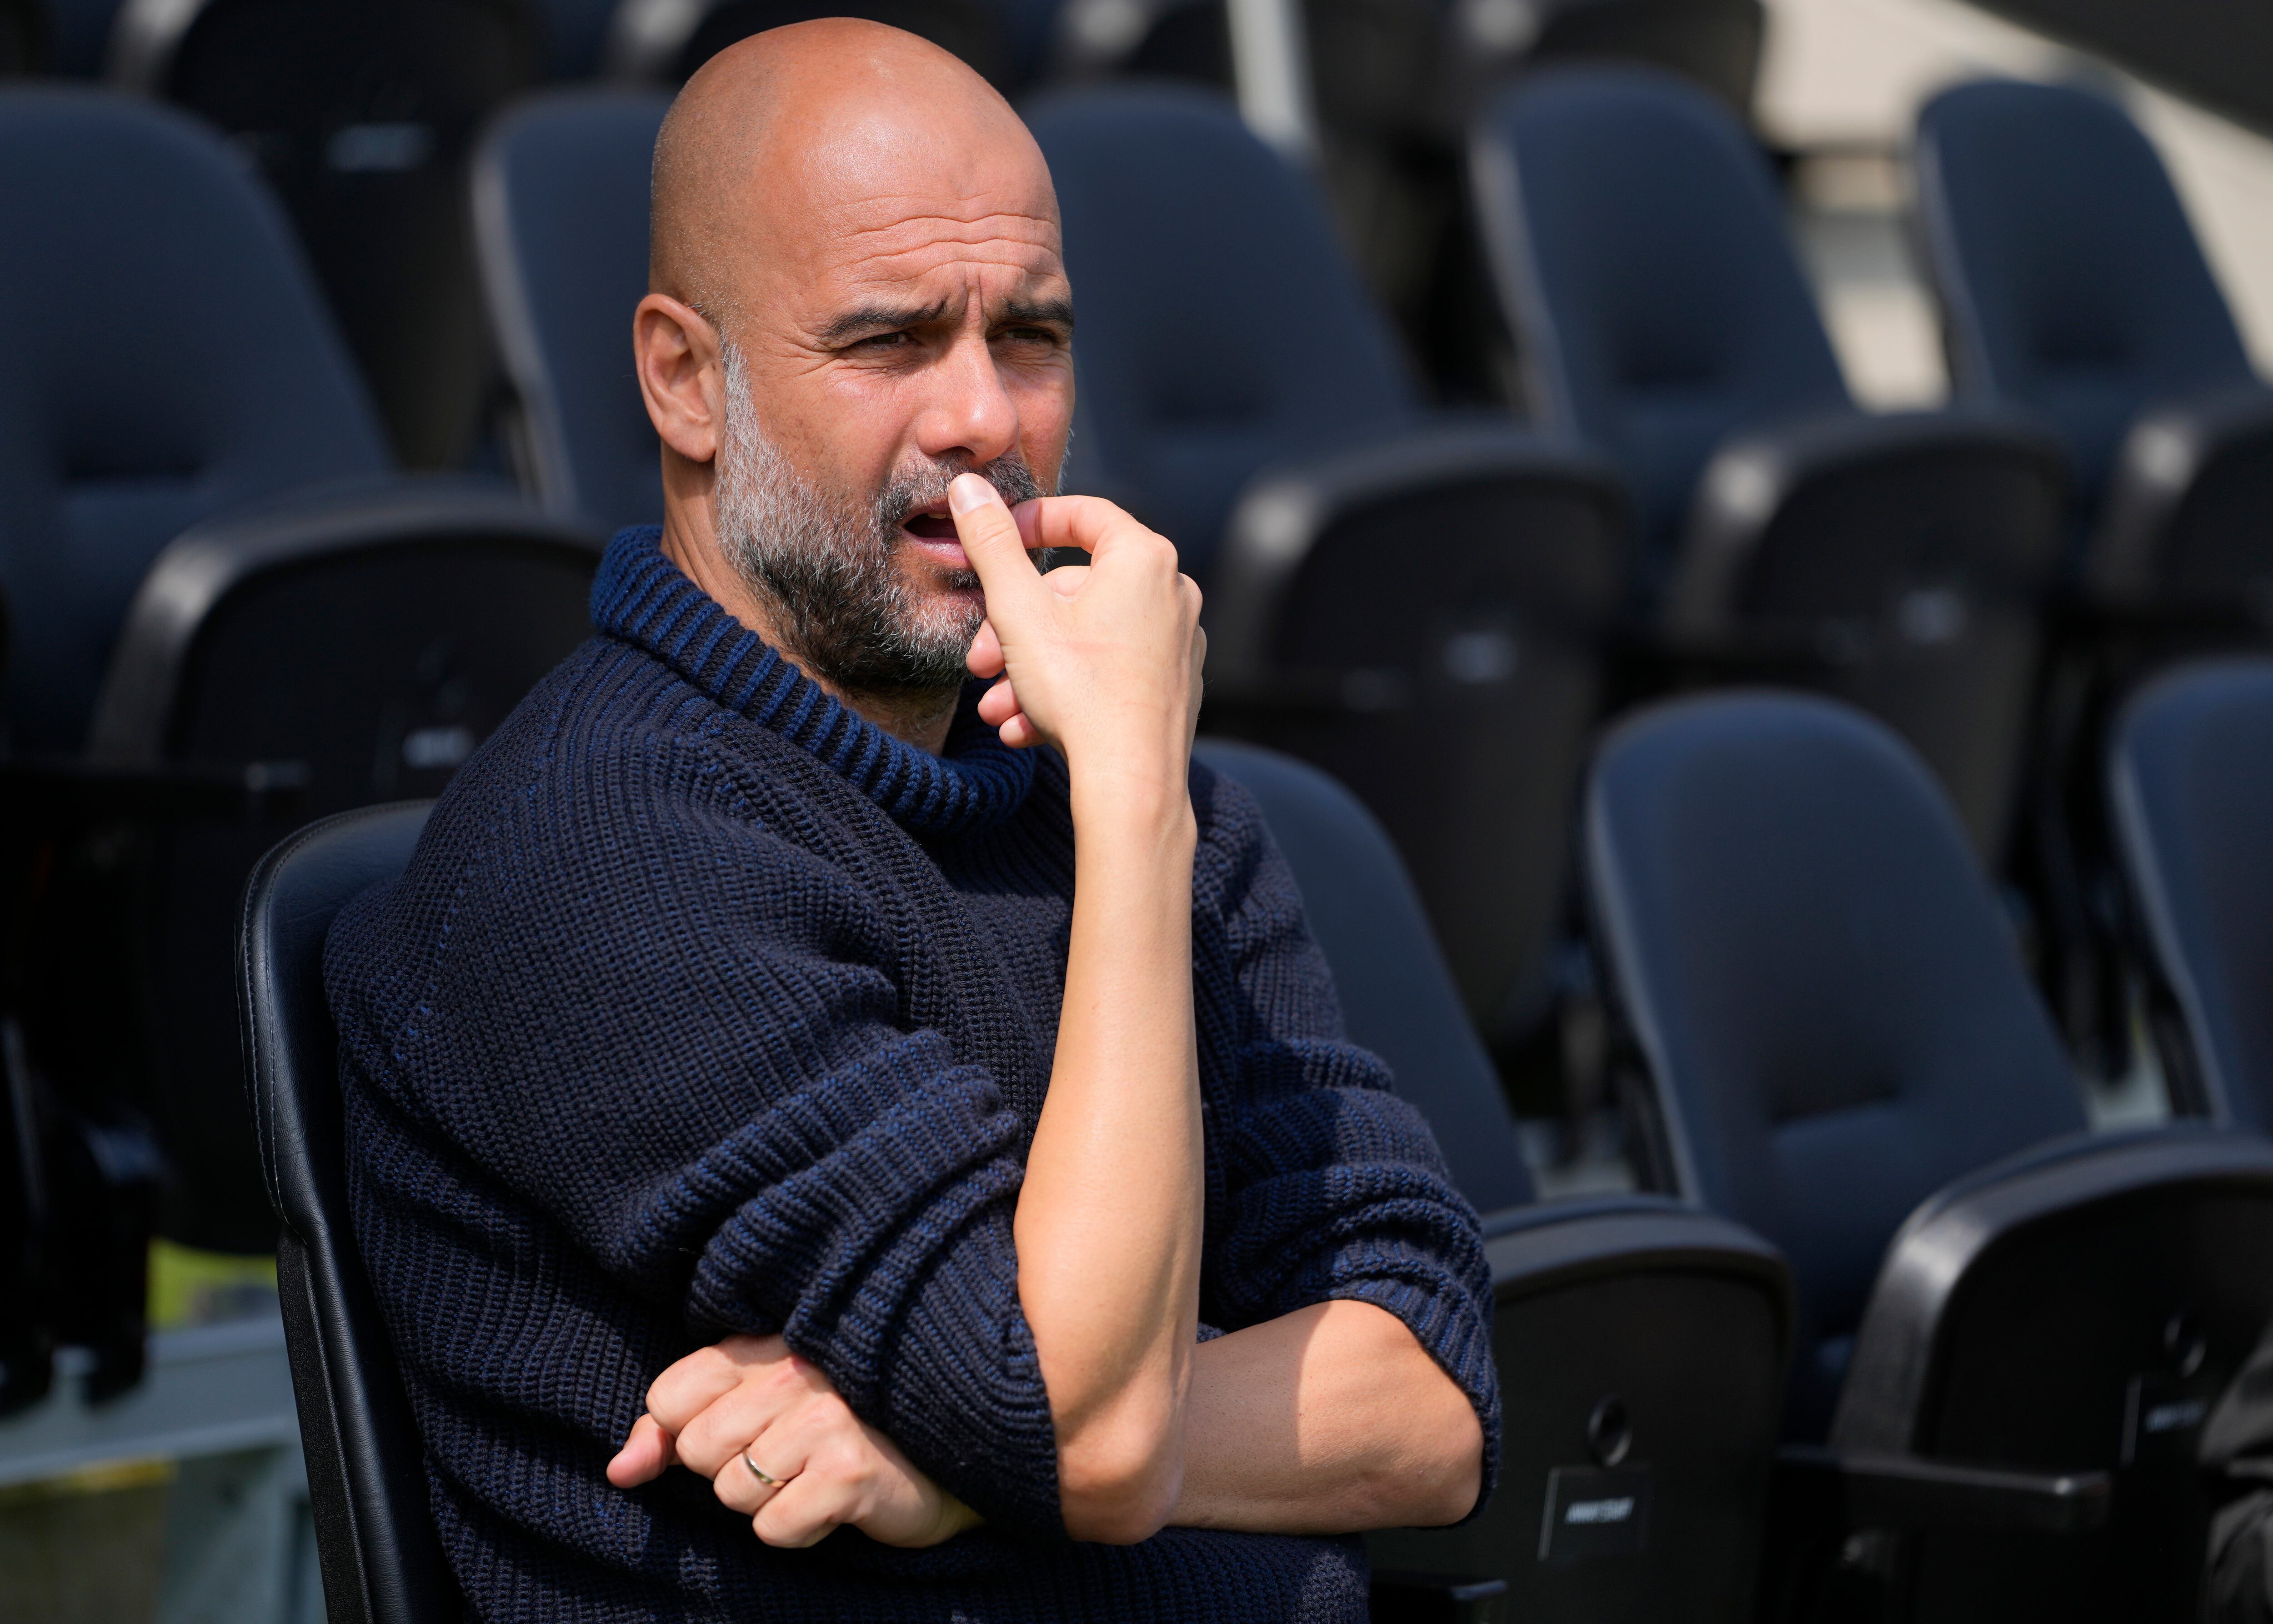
[713,340,1045,706]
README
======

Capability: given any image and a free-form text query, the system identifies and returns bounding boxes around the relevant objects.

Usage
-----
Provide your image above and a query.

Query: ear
[633,294,725,464]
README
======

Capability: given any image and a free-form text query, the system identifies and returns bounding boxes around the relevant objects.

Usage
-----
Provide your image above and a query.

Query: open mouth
[902,504,958,541]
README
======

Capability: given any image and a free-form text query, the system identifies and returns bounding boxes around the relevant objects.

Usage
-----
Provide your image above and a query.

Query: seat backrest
[2109,658,2273,1132]
[1521,0,1766,115]
[113,0,543,468]
[605,0,1016,86]
[1583,694,2084,1348]
[238,801,454,1624]
[1025,85,1419,577]
[474,89,669,534]
[1914,79,2257,511]
[0,88,391,754]
[1194,739,1537,1214]
[1471,67,1849,581]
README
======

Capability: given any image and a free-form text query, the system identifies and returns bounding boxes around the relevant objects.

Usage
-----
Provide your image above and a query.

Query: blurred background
[0,0,2270,1617]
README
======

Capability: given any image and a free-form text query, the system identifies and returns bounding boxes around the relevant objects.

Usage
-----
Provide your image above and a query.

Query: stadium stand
[0,89,601,1409]
[1033,85,1629,1053]
[472,89,671,534]
[1584,690,2273,1621]
[1473,66,2068,860]
[534,0,617,74]
[2109,658,2273,1129]
[1199,738,1792,1621]
[1915,78,2273,1076]
[107,0,544,468]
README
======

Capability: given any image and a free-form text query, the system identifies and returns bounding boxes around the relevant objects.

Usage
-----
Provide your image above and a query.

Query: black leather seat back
[1195,738,1537,1213]
[85,481,601,1252]
[238,802,454,1624]
[1584,692,2086,1434]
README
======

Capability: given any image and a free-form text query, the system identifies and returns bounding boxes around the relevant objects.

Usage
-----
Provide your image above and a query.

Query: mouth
[900,500,972,574]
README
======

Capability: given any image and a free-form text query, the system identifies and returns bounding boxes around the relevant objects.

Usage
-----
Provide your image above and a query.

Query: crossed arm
[609,480,1483,1549]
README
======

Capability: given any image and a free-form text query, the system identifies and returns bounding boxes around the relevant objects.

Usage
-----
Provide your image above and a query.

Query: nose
[910,317,1020,470]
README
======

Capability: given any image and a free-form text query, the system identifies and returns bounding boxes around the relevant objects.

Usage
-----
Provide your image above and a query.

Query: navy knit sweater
[326,526,1498,1623]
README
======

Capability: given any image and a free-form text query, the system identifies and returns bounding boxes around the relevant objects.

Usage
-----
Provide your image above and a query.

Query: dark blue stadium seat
[536,0,616,75]
[1915,79,2273,1081]
[40,0,116,74]
[2109,658,2273,1130]
[474,88,671,534]
[1914,79,2262,526]
[1585,690,2273,1620]
[1197,738,1793,1624]
[0,88,603,1407]
[1472,67,2067,858]
[109,0,543,468]
[1029,84,1420,572]
[1034,85,1630,1053]
[0,88,391,755]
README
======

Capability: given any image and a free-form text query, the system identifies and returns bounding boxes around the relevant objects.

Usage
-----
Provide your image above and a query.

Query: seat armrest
[1477,1193,1793,1327]
[2087,381,2273,610]
[1367,1569,1509,1623]
[1773,1444,2110,1534]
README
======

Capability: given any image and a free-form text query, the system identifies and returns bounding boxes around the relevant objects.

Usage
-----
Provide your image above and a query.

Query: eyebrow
[817,296,1076,344]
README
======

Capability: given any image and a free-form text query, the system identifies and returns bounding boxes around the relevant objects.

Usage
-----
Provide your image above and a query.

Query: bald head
[650,20,1053,323]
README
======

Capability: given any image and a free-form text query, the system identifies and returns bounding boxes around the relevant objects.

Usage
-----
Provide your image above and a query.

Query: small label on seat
[2123,1372,2213,1466]
[1539,1464,1651,1562]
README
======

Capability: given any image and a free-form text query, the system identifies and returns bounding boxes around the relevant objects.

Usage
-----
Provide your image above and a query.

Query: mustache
[876,455,1044,535]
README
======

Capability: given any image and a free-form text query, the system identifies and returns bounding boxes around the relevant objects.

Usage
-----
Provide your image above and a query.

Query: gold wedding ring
[740,1449,785,1488]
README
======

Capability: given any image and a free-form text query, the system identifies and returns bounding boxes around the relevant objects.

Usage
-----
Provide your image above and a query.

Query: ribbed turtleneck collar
[590,526,1036,837]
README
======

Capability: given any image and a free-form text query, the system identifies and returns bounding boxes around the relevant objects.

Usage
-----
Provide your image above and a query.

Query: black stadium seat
[239,803,462,1624]
[1198,742,1799,1621]
[473,88,671,534]
[109,0,544,468]
[0,87,602,1405]
[1474,68,2067,858]
[2109,658,2273,1129]
[1034,85,1629,1053]
[1584,690,2273,1621]
[1915,78,2273,1076]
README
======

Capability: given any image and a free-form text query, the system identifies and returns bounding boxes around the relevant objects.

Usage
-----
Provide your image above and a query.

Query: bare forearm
[1170,1301,1483,1535]
[1013,785,1204,1540]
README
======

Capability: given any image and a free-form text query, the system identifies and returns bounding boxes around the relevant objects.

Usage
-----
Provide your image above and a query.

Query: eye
[847,330,918,353]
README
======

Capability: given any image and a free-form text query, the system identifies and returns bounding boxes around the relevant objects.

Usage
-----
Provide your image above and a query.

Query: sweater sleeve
[331,763,1064,1537]
[1187,766,1503,1507]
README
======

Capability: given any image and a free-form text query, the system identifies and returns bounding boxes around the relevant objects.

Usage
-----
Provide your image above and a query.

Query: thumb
[949,474,1044,620]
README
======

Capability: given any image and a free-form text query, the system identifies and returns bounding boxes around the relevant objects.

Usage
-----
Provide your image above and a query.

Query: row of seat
[240,657,2273,1623]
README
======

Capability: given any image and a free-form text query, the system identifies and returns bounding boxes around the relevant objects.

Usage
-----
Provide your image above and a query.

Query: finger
[948,474,1046,617]
[675,1373,806,1477]
[606,1413,676,1488]
[1012,495,1174,569]
[645,1348,752,1434]
[1045,562,1089,600]
[976,674,1019,728]
[751,1445,866,1549]
[711,1429,807,1516]
[966,618,1003,680]
[997,712,1043,750]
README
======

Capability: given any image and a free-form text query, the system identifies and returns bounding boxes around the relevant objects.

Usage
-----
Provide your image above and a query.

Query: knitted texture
[326,526,1499,1623]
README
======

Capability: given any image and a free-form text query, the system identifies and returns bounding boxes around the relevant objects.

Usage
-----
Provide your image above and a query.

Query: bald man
[325,22,1493,1622]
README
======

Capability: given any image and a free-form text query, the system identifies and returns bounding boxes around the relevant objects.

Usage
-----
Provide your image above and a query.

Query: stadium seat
[473,89,670,535]
[0,0,41,71]
[1036,86,1628,1049]
[601,0,1016,87]
[536,0,616,75]
[2108,657,2273,1129]
[1584,690,2273,1621]
[239,802,460,1624]
[108,0,544,468]
[1915,78,2273,1076]
[1442,0,1765,123]
[0,88,604,1403]
[1474,67,2067,857]
[1198,738,1793,1624]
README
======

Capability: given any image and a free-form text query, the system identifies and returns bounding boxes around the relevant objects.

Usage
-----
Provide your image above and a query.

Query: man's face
[713,122,1074,700]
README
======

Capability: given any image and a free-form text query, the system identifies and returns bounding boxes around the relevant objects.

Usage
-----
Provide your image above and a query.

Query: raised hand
[954,476,1205,798]
[607,1335,980,1550]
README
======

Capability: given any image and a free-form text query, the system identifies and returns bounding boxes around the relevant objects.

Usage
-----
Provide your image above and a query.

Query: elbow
[1058,1420,1185,1544]
[1404,1407,1486,1528]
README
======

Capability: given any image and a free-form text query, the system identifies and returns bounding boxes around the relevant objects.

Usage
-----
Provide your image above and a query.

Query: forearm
[1014,777,1204,1541]
[1171,1301,1484,1535]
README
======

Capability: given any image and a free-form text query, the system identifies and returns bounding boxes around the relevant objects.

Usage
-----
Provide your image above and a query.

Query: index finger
[1009,494,1173,564]
[947,474,1045,609]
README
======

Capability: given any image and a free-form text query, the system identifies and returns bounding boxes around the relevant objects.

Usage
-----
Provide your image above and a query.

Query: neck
[659,511,959,755]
